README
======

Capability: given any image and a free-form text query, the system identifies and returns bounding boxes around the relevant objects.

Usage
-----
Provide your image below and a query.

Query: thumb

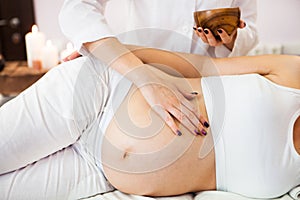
[238,20,246,29]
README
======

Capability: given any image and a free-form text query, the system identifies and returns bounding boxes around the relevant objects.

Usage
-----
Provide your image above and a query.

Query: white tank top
[201,74,300,198]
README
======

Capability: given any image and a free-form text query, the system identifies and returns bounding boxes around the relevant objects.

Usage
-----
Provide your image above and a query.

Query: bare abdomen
[101,85,216,196]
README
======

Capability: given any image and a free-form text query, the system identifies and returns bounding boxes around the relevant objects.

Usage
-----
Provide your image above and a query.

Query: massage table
[84,188,299,200]
[0,61,47,95]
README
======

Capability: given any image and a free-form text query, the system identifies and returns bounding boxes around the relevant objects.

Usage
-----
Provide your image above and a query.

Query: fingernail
[197,28,202,33]
[194,130,202,135]
[204,29,209,34]
[191,91,198,95]
[217,29,222,34]
[201,129,207,136]
[176,130,182,136]
[193,27,197,30]
[244,22,246,27]
[204,121,210,128]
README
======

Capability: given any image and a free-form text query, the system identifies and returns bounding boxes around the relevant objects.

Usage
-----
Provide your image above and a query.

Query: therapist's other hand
[193,20,246,51]
[136,65,209,136]
[62,51,81,62]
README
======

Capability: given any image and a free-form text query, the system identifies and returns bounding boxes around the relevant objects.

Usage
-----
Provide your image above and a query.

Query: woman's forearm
[85,38,143,73]
[127,45,299,78]
[85,38,160,87]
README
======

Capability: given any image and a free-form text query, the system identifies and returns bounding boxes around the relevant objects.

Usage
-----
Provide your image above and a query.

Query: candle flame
[32,25,38,33]
[66,42,74,50]
[46,40,52,47]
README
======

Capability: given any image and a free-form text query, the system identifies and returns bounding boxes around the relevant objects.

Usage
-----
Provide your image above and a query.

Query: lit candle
[25,25,45,69]
[60,42,75,62]
[41,40,59,69]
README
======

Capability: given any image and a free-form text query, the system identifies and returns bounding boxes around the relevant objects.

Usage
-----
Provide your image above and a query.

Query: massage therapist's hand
[62,52,208,136]
[136,65,208,136]
[193,20,246,50]
[74,37,209,136]
[62,47,207,136]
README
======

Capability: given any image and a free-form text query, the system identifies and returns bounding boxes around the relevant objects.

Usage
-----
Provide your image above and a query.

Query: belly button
[122,148,132,159]
[123,151,129,159]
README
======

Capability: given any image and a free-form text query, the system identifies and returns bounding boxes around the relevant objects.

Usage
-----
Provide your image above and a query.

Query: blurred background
[1,0,300,60]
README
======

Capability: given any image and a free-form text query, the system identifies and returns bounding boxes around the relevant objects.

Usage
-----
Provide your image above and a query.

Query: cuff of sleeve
[215,45,232,58]
[228,28,243,57]
[227,28,259,57]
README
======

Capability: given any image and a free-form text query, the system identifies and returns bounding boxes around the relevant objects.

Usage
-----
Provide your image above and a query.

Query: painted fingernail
[204,121,210,128]
[197,28,202,33]
[244,22,246,27]
[191,91,198,95]
[201,129,207,136]
[217,29,223,34]
[176,130,182,136]
[193,27,197,30]
[194,130,202,135]
[204,29,209,34]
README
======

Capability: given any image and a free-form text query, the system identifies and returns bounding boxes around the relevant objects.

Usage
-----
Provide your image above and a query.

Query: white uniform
[59,0,258,57]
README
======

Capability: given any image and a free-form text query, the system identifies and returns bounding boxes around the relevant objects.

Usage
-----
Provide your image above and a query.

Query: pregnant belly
[101,86,216,196]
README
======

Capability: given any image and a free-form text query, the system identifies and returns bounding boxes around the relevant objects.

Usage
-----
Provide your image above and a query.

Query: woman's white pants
[0,56,123,199]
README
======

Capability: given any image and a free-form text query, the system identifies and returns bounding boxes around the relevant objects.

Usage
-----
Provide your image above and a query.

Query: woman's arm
[129,45,299,78]
[214,55,300,89]
[59,1,207,136]
[127,45,266,77]
[128,45,300,89]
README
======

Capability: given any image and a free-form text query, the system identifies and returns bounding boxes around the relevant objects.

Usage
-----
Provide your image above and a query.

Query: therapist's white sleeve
[59,0,115,54]
[215,0,259,57]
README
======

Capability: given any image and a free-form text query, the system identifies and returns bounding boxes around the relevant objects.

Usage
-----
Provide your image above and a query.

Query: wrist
[125,64,162,87]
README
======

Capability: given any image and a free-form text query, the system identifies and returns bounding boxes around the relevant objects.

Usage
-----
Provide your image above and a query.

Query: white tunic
[58,0,258,57]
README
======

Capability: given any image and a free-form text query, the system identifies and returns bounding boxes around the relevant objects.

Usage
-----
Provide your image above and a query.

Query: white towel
[289,186,300,200]
[195,191,294,200]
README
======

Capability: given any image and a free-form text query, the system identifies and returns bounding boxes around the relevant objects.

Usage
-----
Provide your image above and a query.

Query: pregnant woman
[0,47,299,200]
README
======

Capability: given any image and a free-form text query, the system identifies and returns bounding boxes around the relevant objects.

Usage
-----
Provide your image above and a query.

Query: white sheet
[84,190,193,200]
[289,186,300,200]
[84,190,294,200]
[195,191,293,200]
